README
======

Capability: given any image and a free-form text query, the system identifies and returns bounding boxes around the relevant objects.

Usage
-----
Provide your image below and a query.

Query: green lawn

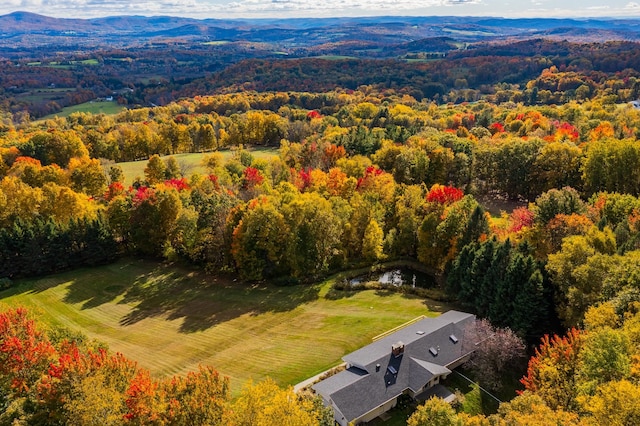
[116,148,279,185]
[41,101,125,120]
[442,370,502,416]
[0,259,448,396]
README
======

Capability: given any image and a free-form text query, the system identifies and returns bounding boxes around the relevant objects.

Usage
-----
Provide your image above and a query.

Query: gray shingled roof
[312,310,475,423]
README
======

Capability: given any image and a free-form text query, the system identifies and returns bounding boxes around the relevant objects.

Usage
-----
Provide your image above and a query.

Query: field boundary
[372,315,426,341]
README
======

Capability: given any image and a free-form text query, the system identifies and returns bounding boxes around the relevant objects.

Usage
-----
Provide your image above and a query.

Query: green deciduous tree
[144,155,167,185]
[281,192,344,278]
[68,157,107,197]
[532,187,586,225]
[231,199,287,280]
[546,227,619,326]
[582,138,640,196]
[576,327,631,395]
[20,130,88,168]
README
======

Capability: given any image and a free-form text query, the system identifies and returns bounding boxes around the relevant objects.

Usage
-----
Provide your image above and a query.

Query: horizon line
[3,10,640,22]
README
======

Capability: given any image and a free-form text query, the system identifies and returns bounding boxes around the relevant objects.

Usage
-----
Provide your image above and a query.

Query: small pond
[349,268,437,289]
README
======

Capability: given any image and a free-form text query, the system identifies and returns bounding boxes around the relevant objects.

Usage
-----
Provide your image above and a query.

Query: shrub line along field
[0,259,448,396]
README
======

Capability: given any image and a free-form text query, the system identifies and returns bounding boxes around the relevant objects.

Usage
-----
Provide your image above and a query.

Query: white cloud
[0,0,488,18]
[0,0,639,19]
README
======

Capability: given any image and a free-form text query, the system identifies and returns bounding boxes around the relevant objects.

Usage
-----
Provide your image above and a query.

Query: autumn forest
[3,14,640,425]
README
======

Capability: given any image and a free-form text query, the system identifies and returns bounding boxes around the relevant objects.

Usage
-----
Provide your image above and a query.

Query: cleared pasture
[0,259,447,395]
[116,148,278,185]
[41,101,125,120]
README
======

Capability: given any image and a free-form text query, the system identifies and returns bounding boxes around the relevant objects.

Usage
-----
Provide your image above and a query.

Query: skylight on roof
[449,334,459,344]
[429,347,438,357]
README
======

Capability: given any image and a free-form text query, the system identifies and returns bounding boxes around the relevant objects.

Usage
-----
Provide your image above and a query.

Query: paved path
[293,363,346,393]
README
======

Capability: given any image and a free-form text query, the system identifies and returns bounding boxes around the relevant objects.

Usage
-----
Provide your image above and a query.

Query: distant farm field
[15,87,76,104]
[0,259,446,395]
[116,147,279,185]
[42,101,125,120]
[27,59,100,68]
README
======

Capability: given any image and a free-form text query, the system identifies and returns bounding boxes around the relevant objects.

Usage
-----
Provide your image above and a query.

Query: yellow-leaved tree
[227,379,327,426]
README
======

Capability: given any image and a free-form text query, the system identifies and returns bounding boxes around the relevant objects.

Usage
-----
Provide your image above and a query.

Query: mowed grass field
[117,148,279,185]
[0,259,448,395]
[41,101,125,120]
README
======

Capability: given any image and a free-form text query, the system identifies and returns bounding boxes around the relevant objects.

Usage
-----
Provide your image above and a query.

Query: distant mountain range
[3,11,640,118]
[2,11,640,52]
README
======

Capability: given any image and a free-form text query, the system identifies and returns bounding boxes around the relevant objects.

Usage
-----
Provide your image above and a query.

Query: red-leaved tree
[0,307,56,396]
[520,328,582,411]
[426,184,464,205]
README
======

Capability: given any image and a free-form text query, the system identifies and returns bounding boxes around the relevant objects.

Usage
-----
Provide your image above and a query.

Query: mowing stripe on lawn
[0,259,446,396]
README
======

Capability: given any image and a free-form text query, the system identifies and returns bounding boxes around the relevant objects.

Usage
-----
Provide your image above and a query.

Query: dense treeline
[5,83,640,196]
[171,40,640,105]
[0,217,116,279]
[447,238,553,338]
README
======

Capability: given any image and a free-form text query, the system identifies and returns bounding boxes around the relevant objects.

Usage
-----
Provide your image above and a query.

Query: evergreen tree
[449,237,555,339]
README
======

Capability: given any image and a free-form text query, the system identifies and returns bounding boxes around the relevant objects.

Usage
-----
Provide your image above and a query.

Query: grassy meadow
[116,147,279,185]
[0,259,448,395]
[41,101,125,120]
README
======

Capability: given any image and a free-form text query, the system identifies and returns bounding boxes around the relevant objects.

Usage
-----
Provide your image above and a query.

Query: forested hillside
[3,50,640,423]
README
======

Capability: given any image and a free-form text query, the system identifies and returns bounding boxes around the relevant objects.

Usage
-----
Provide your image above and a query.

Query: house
[312,310,475,426]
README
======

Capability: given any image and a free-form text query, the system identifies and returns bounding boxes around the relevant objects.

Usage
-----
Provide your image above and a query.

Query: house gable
[312,310,475,425]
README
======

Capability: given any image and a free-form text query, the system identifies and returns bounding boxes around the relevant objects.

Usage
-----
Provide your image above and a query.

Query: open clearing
[0,259,448,395]
[116,147,279,185]
[41,101,125,120]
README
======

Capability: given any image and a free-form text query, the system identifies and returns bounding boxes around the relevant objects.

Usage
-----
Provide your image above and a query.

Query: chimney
[391,341,405,357]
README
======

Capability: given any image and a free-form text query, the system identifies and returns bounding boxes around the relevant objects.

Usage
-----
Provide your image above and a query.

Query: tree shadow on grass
[420,297,456,314]
[323,287,361,300]
[62,280,128,310]
[9,258,322,334]
[1,276,67,298]
[116,267,322,333]
[60,259,150,310]
[372,287,456,313]
[3,264,130,311]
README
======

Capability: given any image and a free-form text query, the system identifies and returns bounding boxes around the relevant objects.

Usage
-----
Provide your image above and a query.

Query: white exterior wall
[354,398,398,424]
[447,352,473,370]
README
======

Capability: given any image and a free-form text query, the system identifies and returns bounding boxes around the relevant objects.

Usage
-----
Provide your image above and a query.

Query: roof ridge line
[371,315,427,341]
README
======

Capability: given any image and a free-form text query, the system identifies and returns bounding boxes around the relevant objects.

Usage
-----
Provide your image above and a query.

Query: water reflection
[349,268,436,288]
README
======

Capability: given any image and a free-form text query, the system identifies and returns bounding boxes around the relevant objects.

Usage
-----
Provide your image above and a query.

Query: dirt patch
[476,194,527,216]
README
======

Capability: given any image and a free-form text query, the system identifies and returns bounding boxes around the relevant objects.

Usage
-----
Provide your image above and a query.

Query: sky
[2,0,640,20]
